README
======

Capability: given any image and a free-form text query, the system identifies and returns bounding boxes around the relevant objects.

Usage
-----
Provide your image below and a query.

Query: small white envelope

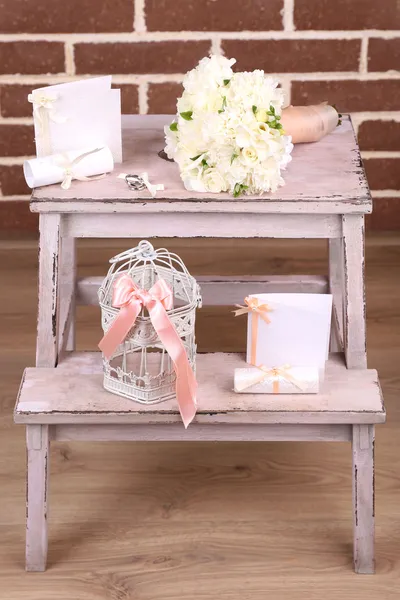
[246,293,332,372]
[30,76,122,163]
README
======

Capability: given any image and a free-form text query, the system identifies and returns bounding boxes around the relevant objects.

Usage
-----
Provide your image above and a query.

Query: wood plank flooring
[1,236,399,599]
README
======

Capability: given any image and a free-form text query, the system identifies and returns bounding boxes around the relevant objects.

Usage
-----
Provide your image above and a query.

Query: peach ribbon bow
[98,274,197,428]
[233,297,273,365]
[236,365,306,394]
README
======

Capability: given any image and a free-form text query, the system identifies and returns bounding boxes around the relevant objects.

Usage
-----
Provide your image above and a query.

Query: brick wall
[1,0,400,232]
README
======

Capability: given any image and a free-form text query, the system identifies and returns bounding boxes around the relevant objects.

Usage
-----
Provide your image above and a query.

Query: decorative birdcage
[98,240,202,405]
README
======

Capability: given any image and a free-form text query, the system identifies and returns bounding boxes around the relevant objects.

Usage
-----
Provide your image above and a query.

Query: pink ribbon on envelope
[99,274,197,428]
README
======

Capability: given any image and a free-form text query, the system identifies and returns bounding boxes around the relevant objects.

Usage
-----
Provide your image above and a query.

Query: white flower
[164,54,293,197]
[202,168,228,193]
[241,147,259,165]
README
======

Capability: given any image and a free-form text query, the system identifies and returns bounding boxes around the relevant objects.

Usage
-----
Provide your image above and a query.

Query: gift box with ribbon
[234,364,319,394]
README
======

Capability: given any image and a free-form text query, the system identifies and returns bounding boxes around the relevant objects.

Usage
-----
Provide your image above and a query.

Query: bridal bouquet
[164,55,294,197]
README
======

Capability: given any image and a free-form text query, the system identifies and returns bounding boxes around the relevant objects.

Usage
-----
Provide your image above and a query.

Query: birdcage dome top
[98,240,201,316]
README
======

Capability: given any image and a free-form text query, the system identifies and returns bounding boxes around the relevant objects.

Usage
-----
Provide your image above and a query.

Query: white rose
[241,146,259,165]
[202,168,228,193]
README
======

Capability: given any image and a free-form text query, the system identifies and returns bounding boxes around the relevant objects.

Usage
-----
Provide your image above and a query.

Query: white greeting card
[245,293,332,371]
[29,76,122,163]
[234,365,319,394]
[23,146,114,189]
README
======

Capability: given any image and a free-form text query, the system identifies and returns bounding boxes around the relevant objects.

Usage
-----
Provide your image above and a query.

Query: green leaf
[218,96,227,114]
[191,154,202,161]
[201,159,208,168]
[180,111,193,121]
[223,79,231,86]
[269,104,276,115]
[233,183,249,198]
[252,105,257,115]
[231,153,238,165]
[169,122,178,132]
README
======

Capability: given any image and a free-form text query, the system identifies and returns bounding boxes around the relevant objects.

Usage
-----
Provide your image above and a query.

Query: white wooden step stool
[14,115,385,573]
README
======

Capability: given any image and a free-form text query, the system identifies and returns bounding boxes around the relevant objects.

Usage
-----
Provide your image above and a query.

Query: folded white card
[23,146,114,189]
[234,365,319,394]
[29,76,122,163]
[245,293,332,372]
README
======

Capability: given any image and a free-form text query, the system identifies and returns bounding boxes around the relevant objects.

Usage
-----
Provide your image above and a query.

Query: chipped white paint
[62,213,342,239]
[76,274,328,306]
[31,116,371,211]
[58,237,76,356]
[353,424,375,574]
[15,353,385,426]
[36,214,60,368]
[26,425,49,572]
[342,215,367,369]
[53,423,352,443]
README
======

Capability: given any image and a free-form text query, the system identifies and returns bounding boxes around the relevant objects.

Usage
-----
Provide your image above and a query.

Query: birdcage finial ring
[136,240,156,260]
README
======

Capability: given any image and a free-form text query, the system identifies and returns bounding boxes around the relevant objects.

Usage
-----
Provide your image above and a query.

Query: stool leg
[59,237,76,353]
[352,424,375,574]
[36,213,61,367]
[328,238,344,352]
[342,215,367,369]
[26,425,49,572]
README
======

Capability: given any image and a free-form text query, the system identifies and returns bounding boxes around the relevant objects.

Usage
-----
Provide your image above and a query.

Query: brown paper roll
[280,103,339,144]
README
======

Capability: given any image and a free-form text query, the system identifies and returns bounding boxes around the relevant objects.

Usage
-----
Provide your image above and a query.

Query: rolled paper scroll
[234,365,319,394]
[281,103,339,144]
[23,146,114,189]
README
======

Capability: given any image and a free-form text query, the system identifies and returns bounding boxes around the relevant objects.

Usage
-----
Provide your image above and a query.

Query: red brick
[0,85,44,118]
[0,125,35,157]
[0,42,65,75]
[368,38,400,72]
[364,159,400,191]
[1,0,134,33]
[222,40,360,73]
[358,121,400,151]
[115,84,139,114]
[295,0,400,30]
[291,80,400,112]
[0,165,30,196]
[0,201,38,233]
[146,0,283,31]
[75,41,210,75]
[148,83,183,114]
[367,198,400,231]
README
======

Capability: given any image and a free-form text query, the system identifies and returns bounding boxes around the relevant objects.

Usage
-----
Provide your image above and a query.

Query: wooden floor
[1,235,400,599]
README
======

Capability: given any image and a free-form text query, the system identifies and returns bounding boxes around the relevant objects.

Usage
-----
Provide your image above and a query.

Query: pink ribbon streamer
[98,274,197,428]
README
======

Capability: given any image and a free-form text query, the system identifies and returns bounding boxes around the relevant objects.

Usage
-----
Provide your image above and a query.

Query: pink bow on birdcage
[98,274,197,428]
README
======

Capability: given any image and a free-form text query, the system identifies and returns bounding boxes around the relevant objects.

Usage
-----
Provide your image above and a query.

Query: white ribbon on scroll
[23,146,114,189]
